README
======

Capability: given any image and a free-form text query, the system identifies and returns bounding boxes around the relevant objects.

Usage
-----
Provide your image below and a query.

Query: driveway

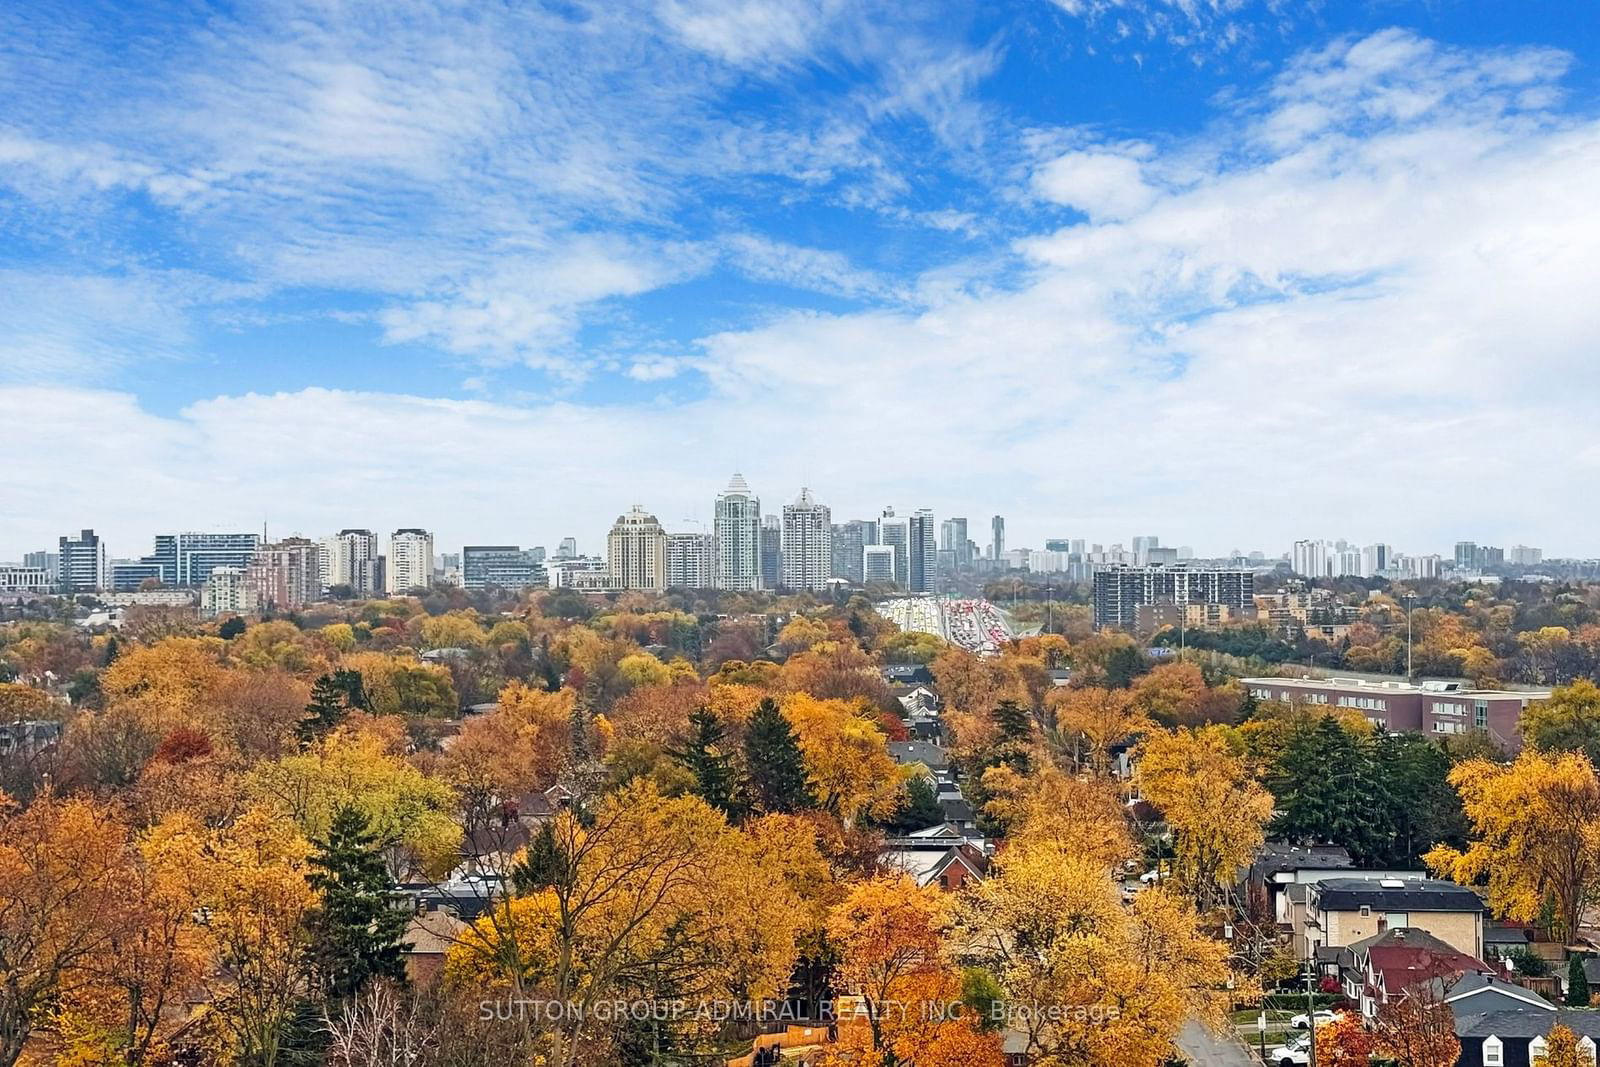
[1175,1019,1259,1067]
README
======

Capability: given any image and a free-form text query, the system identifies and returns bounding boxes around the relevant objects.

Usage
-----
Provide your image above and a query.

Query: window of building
[1483,1035,1503,1066]
[1475,700,1489,730]
[1359,905,1371,917]
[1529,1035,1547,1061]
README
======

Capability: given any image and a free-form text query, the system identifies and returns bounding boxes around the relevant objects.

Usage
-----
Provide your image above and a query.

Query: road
[1175,1019,1259,1067]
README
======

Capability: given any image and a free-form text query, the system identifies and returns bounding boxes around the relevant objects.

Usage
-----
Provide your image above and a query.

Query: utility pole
[1305,959,1319,1067]
[1404,593,1417,681]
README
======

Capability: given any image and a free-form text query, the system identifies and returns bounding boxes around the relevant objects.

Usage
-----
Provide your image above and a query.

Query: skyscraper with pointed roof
[714,473,762,591]
[781,487,832,592]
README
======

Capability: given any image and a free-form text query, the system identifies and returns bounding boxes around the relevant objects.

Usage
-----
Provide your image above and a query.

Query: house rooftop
[1456,1009,1600,1040]
[1315,877,1485,913]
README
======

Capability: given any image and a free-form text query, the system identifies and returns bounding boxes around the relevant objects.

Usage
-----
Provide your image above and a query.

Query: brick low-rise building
[1243,675,1549,749]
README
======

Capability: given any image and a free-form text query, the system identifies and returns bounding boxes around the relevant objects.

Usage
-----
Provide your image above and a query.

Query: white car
[1267,1035,1311,1066]
[1289,1009,1338,1029]
[1138,867,1165,884]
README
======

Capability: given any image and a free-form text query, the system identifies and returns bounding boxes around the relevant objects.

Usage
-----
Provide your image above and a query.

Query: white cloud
[722,234,900,300]
[3,28,1600,558]
[1032,149,1157,221]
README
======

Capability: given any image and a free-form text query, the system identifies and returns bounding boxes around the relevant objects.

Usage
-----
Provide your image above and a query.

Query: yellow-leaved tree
[445,780,803,1067]
[827,874,947,1057]
[1136,726,1273,911]
[949,840,1229,1067]
[1427,749,1600,942]
[247,719,461,880]
[782,694,907,827]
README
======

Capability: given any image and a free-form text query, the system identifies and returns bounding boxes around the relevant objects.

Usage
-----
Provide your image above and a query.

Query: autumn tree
[1137,727,1273,910]
[783,694,906,827]
[1537,1022,1596,1067]
[949,841,1228,1067]
[249,721,462,881]
[1427,750,1600,941]
[1522,679,1600,766]
[979,764,1136,869]
[0,793,133,1067]
[1049,686,1147,775]
[1315,1012,1376,1067]
[449,780,801,1067]
[828,875,945,1057]
[148,807,318,1067]
[1372,980,1460,1067]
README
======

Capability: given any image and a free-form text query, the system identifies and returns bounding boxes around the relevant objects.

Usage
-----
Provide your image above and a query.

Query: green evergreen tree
[1268,716,1390,864]
[218,615,247,640]
[991,699,1032,742]
[298,669,367,743]
[669,708,744,819]
[1570,954,1592,1006]
[884,774,945,834]
[305,805,409,1000]
[743,697,813,814]
[1370,731,1466,866]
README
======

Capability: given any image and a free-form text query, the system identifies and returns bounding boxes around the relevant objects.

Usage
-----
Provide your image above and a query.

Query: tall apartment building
[832,520,872,584]
[201,566,258,617]
[58,529,109,593]
[1509,545,1544,566]
[1292,539,1329,578]
[879,508,910,587]
[1362,543,1391,578]
[1092,564,1254,630]
[714,474,762,591]
[132,532,261,587]
[941,517,970,569]
[908,508,937,593]
[781,488,832,592]
[321,529,379,595]
[247,538,322,610]
[387,529,434,594]
[461,546,546,591]
[110,559,165,591]
[991,515,1005,561]
[666,532,717,589]
[1454,542,1478,570]
[760,515,783,590]
[863,545,896,584]
[607,506,668,592]
[1132,535,1160,566]
[22,551,58,583]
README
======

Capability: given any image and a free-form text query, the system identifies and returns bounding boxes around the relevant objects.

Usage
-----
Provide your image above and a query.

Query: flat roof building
[1242,675,1550,749]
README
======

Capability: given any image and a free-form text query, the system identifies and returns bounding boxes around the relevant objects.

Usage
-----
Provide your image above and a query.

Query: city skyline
[6,4,1600,559]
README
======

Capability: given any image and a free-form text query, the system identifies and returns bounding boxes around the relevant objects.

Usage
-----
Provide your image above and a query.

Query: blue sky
[3,0,1600,561]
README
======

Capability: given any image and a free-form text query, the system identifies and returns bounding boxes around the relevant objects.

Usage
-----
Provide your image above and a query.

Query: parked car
[1138,867,1164,883]
[1289,1009,1338,1029]
[1267,1034,1311,1066]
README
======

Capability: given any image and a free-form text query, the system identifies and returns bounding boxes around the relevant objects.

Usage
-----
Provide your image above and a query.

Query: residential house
[887,740,949,771]
[1299,877,1486,961]
[1277,867,1426,958]
[1455,1010,1600,1067]
[403,906,468,985]
[879,825,990,891]
[1340,927,1493,1021]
